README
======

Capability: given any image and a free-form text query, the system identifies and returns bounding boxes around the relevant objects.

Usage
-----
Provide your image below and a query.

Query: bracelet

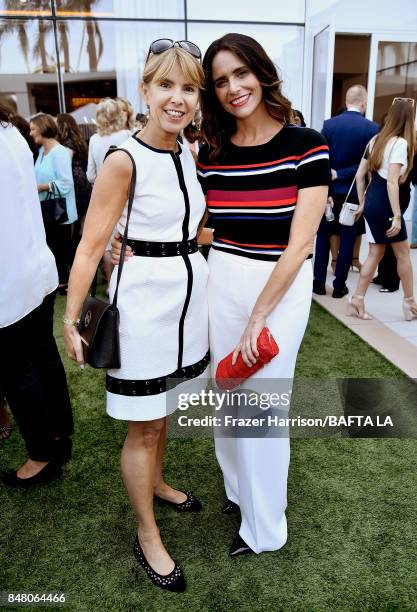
[389,215,401,221]
[63,316,79,326]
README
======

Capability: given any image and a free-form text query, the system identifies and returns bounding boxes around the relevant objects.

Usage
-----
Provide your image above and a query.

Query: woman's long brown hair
[369,98,416,177]
[201,33,294,162]
[56,113,88,159]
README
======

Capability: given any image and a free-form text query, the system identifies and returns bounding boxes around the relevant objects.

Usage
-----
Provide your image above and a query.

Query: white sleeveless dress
[106,135,209,421]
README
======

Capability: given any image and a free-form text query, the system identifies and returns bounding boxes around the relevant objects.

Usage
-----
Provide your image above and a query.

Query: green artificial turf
[1,296,416,612]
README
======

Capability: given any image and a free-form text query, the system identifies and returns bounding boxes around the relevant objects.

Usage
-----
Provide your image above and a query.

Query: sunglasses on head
[147,39,201,61]
[392,97,415,107]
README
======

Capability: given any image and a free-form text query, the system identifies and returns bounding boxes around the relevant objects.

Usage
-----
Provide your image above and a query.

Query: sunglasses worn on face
[147,39,201,61]
[392,97,415,107]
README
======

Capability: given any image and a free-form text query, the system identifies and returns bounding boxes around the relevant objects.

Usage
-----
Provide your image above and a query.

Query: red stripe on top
[197,145,329,171]
[218,238,287,248]
[208,186,297,202]
[208,198,296,208]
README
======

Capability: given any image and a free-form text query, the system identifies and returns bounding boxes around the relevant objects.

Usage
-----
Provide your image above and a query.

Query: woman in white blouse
[349,97,417,320]
[87,98,131,183]
[87,98,131,282]
[0,104,73,487]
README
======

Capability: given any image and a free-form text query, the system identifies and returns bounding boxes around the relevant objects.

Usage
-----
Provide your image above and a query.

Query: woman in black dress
[57,113,92,254]
[349,98,417,320]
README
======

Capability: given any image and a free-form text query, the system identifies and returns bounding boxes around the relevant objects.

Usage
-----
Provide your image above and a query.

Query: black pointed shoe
[222,499,240,514]
[133,536,186,592]
[2,461,61,488]
[229,533,254,558]
[155,491,202,513]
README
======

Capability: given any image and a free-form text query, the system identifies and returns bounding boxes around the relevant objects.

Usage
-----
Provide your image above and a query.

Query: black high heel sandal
[155,490,202,512]
[133,536,185,592]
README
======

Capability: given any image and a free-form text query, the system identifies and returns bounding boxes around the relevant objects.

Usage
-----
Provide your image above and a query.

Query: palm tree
[32,19,55,73]
[0,0,56,73]
[61,0,103,71]
[0,0,102,74]
[57,20,70,72]
[0,13,30,71]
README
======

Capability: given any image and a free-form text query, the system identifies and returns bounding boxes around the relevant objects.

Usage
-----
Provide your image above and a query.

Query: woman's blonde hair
[369,98,416,178]
[142,47,204,91]
[116,96,135,130]
[95,98,125,136]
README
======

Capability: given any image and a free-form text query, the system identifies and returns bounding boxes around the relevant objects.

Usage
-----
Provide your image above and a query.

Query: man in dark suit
[313,85,379,297]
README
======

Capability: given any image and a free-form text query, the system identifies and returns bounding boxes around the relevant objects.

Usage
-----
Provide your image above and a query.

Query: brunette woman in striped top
[112,33,330,559]
[198,34,329,557]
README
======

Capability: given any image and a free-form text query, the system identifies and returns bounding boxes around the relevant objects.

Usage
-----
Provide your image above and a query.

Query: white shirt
[0,124,58,327]
[86,130,131,183]
[369,136,408,179]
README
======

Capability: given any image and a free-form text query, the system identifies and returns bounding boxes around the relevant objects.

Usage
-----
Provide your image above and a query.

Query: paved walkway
[313,220,417,378]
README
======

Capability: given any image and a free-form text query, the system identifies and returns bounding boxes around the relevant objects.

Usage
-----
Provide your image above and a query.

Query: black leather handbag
[77,146,137,369]
[41,183,68,226]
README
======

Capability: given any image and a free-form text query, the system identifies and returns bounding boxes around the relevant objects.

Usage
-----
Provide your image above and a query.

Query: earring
[145,106,150,122]
[193,110,202,131]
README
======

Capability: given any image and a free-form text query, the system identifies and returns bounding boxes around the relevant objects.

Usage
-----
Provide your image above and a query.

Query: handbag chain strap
[343,141,372,205]
[90,144,137,310]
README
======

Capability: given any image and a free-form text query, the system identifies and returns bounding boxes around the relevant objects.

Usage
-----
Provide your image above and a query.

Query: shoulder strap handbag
[339,142,373,226]
[77,145,137,369]
[41,182,69,226]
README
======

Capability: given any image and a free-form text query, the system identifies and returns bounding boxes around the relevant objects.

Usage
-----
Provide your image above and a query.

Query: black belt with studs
[106,351,210,396]
[126,238,198,257]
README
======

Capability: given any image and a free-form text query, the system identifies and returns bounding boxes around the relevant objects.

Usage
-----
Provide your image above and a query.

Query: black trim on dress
[106,351,210,396]
[132,134,183,155]
[170,150,193,370]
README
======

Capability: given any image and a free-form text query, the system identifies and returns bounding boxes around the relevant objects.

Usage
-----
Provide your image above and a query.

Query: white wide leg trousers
[207,249,313,553]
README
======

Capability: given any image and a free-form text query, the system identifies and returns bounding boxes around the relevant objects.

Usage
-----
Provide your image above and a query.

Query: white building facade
[0,0,416,127]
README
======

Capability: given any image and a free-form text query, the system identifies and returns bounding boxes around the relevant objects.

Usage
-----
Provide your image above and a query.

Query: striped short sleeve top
[197,125,330,261]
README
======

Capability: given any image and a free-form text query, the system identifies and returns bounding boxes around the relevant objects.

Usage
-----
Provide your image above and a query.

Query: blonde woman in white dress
[64,41,208,593]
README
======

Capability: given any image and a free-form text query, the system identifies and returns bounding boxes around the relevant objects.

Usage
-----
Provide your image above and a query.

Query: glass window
[55,0,184,19]
[374,41,417,124]
[59,20,185,117]
[0,1,51,16]
[186,0,305,23]
[0,18,59,116]
[311,26,330,131]
[188,23,304,110]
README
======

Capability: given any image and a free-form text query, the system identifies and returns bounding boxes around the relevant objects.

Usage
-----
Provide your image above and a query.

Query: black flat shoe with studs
[155,490,202,512]
[229,533,254,558]
[2,461,61,488]
[133,536,185,592]
[222,499,240,514]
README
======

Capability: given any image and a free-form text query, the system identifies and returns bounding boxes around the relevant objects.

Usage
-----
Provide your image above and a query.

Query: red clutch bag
[215,327,279,391]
